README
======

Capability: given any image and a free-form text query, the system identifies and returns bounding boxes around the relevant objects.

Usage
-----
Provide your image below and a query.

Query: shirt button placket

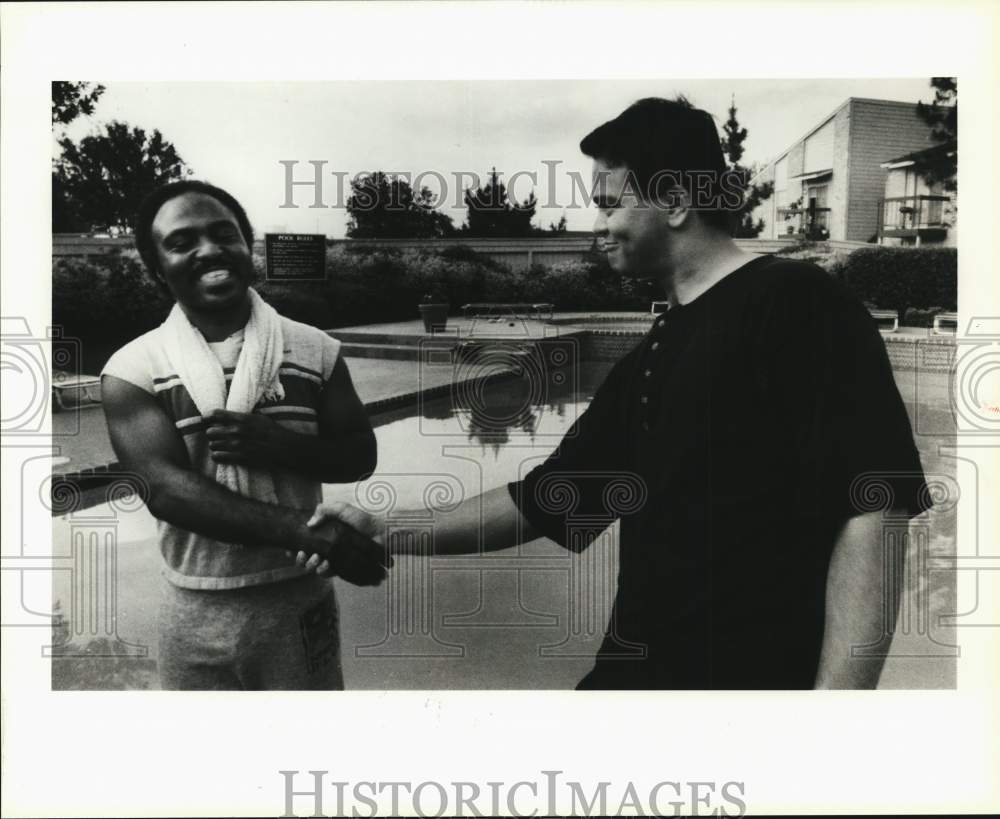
[640,321,663,432]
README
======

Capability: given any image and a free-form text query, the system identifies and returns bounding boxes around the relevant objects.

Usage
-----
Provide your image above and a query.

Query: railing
[878,195,950,234]
[776,206,831,238]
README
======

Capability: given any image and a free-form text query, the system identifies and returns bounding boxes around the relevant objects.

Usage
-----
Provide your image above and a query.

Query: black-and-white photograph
[45,78,958,691]
[2,3,997,817]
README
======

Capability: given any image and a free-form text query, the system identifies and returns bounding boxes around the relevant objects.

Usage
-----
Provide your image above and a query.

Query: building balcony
[878,195,950,241]
[776,205,831,239]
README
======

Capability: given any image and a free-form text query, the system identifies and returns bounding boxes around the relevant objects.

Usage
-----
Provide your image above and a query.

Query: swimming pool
[48,360,957,689]
[48,360,616,689]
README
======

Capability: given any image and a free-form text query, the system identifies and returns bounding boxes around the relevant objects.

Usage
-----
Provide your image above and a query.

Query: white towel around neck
[162,287,284,503]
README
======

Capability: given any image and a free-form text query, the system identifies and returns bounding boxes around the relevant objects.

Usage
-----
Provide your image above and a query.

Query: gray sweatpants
[158,574,344,690]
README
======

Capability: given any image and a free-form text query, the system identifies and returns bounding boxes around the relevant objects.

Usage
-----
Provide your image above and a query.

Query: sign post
[264,233,327,281]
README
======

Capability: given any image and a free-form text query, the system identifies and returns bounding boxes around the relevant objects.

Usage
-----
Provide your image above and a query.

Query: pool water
[48,360,957,689]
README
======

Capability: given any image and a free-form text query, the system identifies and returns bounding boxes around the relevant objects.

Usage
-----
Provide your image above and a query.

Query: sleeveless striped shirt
[102,316,342,590]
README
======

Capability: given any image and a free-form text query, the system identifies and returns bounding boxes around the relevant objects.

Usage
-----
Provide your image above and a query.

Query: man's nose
[592,209,608,236]
[194,234,224,259]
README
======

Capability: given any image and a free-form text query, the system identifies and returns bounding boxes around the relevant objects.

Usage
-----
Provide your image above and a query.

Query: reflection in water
[425,362,597,455]
[50,357,958,689]
[462,372,543,453]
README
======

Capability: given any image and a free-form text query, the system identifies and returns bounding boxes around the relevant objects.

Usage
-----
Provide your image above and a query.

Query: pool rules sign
[264,233,327,281]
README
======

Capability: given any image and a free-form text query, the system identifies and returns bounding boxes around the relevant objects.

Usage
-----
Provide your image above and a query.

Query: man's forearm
[814,511,897,689]
[148,467,329,556]
[387,485,536,556]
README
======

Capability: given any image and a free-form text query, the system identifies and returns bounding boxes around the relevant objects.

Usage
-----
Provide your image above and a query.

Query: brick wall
[882,336,956,373]
[846,100,939,242]
[580,330,644,362]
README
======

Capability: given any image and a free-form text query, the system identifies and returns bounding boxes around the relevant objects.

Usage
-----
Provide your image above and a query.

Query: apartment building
[752,98,945,243]
[877,141,956,247]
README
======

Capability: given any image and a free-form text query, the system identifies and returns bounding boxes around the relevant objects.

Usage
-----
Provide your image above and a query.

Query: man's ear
[663,185,691,229]
[146,263,172,297]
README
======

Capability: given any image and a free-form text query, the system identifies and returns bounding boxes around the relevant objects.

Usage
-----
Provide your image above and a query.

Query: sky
[58,78,940,237]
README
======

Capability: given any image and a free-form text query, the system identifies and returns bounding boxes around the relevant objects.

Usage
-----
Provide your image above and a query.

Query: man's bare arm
[205,357,376,483]
[102,374,338,557]
[814,510,897,689]
[299,485,539,573]
[388,485,537,556]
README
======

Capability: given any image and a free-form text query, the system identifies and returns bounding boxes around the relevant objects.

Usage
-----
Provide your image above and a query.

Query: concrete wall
[53,234,806,266]
[828,104,852,241]
[50,234,600,271]
[341,237,597,271]
[53,235,135,258]
[803,117,835,173]
[755,161,781,239]
[786,140,805,179]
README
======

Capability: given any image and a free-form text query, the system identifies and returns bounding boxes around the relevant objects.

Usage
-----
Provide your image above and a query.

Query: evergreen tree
[462,168,538,237]
[720,99,748,167]
[915,77,957,192]
[719,96,773,238]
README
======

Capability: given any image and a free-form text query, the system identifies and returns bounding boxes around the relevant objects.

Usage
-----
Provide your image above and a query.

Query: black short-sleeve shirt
[508,254,930,689]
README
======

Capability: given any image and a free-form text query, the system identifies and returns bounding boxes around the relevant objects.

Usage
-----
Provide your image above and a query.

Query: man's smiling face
[151,192,255,314]
[591,158,673,278]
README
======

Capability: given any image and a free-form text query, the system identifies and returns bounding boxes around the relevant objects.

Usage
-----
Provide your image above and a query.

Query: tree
[547,213,568,233]
[346,172,455,239]
[719,96,773,238]
[462,168,538,237]
[53,120,190,232]
[915,77,957,192]
[52,81,105,127]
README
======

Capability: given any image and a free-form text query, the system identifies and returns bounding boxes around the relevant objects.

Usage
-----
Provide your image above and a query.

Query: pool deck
[51,354,515,476]
[51,317,600,476]
[332,313,647,337]
[50,313,956,477]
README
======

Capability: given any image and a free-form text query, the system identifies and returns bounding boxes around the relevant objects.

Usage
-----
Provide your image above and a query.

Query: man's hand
[300,486,535,564]
[297,501,391,586]
[205,409,287,468]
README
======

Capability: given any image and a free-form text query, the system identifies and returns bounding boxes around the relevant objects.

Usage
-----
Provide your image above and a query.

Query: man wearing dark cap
[307,97,930,689]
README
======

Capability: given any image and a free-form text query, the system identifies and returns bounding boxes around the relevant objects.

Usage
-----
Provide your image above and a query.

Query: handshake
[294,501,391,587]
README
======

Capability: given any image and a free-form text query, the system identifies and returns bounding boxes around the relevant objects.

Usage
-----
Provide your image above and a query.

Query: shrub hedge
[53,244,649,370]
[53,242,957,371]
[835,246,957,321]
